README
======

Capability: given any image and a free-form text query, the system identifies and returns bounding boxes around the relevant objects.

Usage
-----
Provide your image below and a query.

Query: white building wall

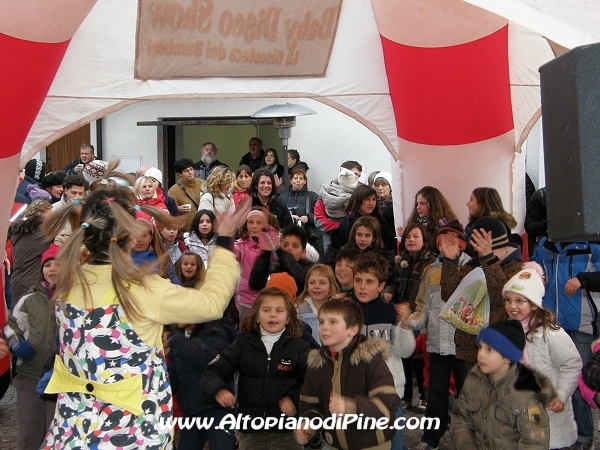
[101,97,394,193]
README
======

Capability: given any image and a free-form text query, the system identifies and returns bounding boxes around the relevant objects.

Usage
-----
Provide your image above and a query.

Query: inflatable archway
[0,0,97,397]
[2,0,599,395]
[1,0,599,282]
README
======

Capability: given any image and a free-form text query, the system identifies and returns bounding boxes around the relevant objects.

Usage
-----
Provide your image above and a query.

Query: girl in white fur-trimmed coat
[498,267,582,449]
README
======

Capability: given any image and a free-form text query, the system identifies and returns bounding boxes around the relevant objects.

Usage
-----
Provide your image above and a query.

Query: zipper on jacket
[263,352,271,418]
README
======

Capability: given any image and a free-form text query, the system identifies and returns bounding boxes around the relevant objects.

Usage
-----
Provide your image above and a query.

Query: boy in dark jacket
[295,298,399,450]
[451,320,553,450]
[250,225,314,295]
[168,311,238,450]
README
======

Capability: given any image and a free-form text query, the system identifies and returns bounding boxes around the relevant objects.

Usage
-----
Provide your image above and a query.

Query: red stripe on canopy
[0,33,70,158]
[381,25,513,146]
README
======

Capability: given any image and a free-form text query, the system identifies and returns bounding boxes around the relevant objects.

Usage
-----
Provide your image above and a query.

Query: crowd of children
[4,154,600,450]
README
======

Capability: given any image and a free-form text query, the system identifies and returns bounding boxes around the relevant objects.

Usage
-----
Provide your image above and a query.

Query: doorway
[45,124,91,172]
[139,117,281,188]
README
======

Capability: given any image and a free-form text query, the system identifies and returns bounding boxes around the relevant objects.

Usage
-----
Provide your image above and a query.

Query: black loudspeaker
[539,43,600,242]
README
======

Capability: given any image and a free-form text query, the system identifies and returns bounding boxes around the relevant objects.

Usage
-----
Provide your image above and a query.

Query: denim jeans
[566,329,596,444]
[178,408,235,450]
[391,403,405,450]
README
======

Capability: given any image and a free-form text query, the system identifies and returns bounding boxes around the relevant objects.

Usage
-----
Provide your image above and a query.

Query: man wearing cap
[144,167,179,216]
[63,143,95,175]
[193,142,228,180]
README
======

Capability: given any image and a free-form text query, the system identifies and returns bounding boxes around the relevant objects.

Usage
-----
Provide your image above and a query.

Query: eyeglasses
[504,298,528,306]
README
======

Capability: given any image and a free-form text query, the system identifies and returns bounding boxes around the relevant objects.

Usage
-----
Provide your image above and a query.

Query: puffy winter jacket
[201,329,310,432]
[533,238,600,334]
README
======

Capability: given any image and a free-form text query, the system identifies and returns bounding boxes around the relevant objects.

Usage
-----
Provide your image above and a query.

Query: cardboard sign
[135,0,342,79]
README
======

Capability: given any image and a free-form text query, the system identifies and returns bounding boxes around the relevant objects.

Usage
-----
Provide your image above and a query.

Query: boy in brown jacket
[295,298,399,450]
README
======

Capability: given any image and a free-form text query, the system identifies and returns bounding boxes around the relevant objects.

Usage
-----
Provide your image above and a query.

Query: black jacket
[252,194,293,229]
[168,317,238,416]
[201,329,310,432]
[276,186,324,255]
[335,214,396,254]
[249,249,313,294]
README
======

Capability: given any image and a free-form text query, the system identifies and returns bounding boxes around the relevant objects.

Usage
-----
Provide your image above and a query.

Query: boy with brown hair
[295,298,399,450]
[351,252,415,450]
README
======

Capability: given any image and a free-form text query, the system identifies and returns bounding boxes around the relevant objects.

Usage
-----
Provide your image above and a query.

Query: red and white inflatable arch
[0,0,96,383]
[372,0,519,227]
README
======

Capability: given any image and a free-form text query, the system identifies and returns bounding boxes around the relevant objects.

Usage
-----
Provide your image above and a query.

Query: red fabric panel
[0,33,70,159]
[381,26,513,146]
[0,272,8,376]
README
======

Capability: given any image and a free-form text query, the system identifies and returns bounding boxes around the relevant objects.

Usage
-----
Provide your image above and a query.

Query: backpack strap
[177,184,199,210]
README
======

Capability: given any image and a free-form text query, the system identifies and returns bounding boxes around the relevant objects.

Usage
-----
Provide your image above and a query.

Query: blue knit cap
[476,320,525,364]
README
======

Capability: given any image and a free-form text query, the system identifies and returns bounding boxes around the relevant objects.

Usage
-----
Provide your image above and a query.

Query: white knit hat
[338,167,358,190]
[502,268,545,308]
[82,160,108,184]
[144,167,163,183]
[374,171,392,189]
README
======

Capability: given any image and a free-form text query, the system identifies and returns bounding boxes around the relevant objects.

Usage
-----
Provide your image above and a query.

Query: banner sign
[135,0,343,79]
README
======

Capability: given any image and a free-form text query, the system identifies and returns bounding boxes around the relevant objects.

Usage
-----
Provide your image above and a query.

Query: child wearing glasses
[497,268,582,449]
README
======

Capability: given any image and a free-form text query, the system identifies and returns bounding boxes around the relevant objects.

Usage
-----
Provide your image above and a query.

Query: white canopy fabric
[464,0,600,50]
[1,0,595,244]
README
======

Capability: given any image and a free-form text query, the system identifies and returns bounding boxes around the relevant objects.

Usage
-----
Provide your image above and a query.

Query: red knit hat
[266,272,297,299]
[41,243,60,266]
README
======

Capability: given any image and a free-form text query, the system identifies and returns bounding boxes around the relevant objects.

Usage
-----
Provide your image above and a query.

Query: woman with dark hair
[465,187,519,257]
[286,149,309,173]
[250,168,293,228]
[260,148,284,181]
[337,185,396,250]
[232,164,252,207]
[323,185,395,265]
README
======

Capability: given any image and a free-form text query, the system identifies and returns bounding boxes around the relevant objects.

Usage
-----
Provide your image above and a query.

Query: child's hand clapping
[279,396,297,416]
[394,302,412,328]
[329,392,346,415]
[215,389,236,408]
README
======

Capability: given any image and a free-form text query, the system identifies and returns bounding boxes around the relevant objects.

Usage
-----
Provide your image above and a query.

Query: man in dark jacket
[63,143,95,175]
[239,137,265,173]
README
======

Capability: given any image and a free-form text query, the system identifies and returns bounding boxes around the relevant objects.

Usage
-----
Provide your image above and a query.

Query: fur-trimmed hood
[307,335,390,369]
[514,362,557,406]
